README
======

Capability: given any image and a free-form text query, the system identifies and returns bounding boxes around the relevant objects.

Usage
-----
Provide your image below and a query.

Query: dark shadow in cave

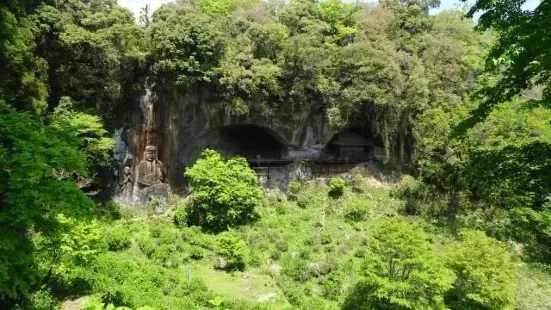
[325,127,374,160]
[212,124,286,160]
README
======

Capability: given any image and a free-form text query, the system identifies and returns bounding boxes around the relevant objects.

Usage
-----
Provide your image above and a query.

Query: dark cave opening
[214,125,285,160]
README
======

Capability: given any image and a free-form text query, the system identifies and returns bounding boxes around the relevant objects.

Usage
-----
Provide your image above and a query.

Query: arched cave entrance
[207,124,286,161]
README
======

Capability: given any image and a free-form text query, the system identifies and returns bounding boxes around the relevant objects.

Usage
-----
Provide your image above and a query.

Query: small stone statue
[136,145,166,188]
[119,166,134,198]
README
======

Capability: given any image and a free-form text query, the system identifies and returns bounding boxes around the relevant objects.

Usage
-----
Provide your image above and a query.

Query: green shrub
[288,181,301,194]
[275,202,288,214]
[189,245,206,260]
[215,232,248,271]
[510,202,551,263]
[296,197,309,209]
[33,214,101,296]
[153,243,181,268]
[95,201,122,220]
[22,288,59,310]
[172,202,189,227]
[343,198,371,221]
[185,149,263,231]
[276,278,304,306]
[83,252,215,309]
[103,226,131,252]
[445,230,514,310]
[328,177,346,198]
[138,244,178,268]
[320,232,332,245]
[320,272,344,301]
[298,296,335,310]
[287,181,301,201]
[296,186,328,209]
[137,236,157,258]
[271,239,288,259]
[181,226,212,249]
[392,175,447,217]
[136,224,187,268]
[457,207,512,240]
[343,218,455,310]
[352,174,364,192]
[148,197,165,214]
[281,253,311,282]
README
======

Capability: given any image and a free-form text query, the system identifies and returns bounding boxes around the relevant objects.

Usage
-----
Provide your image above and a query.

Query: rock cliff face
[119,81,338,193]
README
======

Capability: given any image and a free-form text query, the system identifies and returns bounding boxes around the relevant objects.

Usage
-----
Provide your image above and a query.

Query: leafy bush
[22,288,59,310]
[103,225,131,252]
[287,181,301,200]
[80,252,214,309]
[0,112,95,299]
[328,177,346,198]
[320,272,344,301]
[296,185,328,209]
[215,232,248,271]
[148,197,165,214]
[33,214,101,295]
[137,224,189,268]
[343,218,455,310]
[172,202,189,227]
[320,232,332,245]
[457,207,511,240]
[296,197,310,209]
[510,201,551,263]
[392,175,447,217]
[137,235,157,259]
[185,149,263,231]
[181,226,212,248]
[276,277,305,306]
[445,230,514,310]
[96,201,122,220]
[343,198,372,221]
[281,253,311,282]
[352,174,364,192]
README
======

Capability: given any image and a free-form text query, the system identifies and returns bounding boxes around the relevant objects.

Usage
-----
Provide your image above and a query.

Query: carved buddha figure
[137,145,165,188]
[120,166,134,197]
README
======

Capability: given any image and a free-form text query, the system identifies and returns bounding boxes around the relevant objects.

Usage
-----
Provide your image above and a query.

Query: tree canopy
[1,0,551,308]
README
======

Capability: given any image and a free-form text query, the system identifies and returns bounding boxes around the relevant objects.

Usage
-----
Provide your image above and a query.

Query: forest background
[1,0,551,309]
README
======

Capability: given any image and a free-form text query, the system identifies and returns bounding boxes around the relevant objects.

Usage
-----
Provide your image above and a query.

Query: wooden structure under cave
[247,131,375,180]
[327,131,373,160]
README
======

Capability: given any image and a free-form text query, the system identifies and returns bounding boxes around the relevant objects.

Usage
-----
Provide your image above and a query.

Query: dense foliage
[147,0,490,160]
[0,0,131,305]
[184,149,263,230]
[460,0,551,127]
[215,232,249,270]
[444,230,514,309]
[2,0,551,308]
[0,112,93,299]
[343,218,455,310]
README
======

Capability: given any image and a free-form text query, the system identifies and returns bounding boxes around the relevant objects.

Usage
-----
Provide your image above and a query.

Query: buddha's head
[145,145,157,162]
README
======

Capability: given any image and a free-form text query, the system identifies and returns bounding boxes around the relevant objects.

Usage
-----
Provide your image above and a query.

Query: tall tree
[458,0,551,129]
[0,0,48,113]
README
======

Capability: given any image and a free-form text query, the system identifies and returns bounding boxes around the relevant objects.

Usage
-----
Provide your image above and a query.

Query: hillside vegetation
[2,0,551,309]
[22,162,551,310]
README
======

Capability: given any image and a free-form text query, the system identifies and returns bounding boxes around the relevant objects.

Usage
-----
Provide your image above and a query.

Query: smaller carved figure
[119,166,134,198]
[137,145,166,188]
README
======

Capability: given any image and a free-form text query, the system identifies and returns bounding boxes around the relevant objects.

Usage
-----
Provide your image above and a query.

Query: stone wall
[117,81,342,193]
